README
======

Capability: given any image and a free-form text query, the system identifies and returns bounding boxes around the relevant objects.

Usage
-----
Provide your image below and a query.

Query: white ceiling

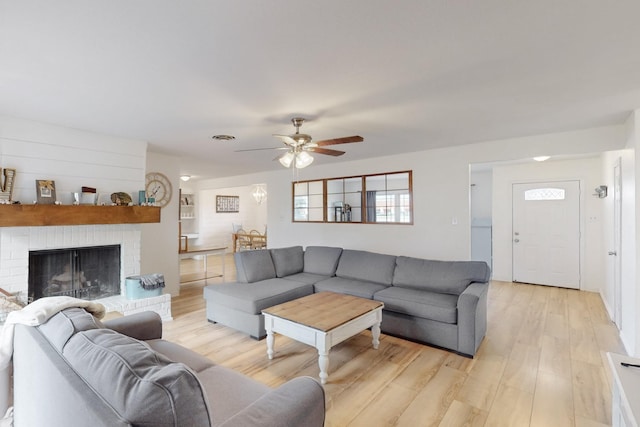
[2,1,640,179]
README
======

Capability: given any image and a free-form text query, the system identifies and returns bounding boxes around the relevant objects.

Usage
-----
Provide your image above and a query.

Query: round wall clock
[145,172,173,207]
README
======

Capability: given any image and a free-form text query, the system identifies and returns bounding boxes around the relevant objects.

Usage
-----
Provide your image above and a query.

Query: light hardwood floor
[173,255,624,427]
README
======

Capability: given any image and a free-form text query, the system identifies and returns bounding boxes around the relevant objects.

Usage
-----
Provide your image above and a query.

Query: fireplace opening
[28,245,121,301]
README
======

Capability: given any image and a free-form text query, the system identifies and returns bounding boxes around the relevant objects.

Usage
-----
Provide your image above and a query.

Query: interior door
[612,158,622,327]
[512,181,580,289]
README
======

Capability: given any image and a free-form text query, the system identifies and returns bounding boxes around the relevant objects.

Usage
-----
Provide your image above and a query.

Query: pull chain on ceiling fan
[235,117,364,169]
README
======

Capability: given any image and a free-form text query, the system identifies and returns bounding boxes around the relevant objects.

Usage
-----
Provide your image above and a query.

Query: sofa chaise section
[204,247,324,339]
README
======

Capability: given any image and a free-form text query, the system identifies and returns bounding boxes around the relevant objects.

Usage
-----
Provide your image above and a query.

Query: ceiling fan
[236,117,363,168]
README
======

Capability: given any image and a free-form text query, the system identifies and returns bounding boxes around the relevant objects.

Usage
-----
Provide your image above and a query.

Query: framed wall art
[35,179,56,204]
[216,195,239,213]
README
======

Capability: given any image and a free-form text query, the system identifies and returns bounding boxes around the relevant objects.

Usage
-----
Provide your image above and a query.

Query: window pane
[294,182,308,196]
[524,188,565,201]
[327,179,342,194]
[365,175,385,191]
[309,181,323,194]
[386,172,409,190]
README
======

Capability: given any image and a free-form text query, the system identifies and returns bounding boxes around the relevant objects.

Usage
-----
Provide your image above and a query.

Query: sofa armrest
[102,311,162,341]
[219,376,325,427]
[457,282,489,356]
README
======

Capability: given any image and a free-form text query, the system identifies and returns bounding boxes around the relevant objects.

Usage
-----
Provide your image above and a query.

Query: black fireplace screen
[28,245,121,301]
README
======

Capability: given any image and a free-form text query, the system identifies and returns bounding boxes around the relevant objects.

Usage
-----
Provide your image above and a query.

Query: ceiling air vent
[212,135,236,141]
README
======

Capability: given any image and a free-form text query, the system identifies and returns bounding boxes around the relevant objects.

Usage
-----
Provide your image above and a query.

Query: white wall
[470,170,493,221]
[141,152,180,296]
[491,157,604,291]
[198,125,624,263]
[0,115,146,201]
[193,185,267,249]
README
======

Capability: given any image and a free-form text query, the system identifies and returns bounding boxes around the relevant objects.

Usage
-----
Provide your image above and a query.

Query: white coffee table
[262,291,384,384]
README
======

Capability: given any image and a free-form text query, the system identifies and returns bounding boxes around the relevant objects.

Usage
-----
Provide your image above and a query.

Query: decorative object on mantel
[35,179,56,204]
[145,172,173,208]
[73,191,100,205]
[0,168,16,203]
[216,195,239,213]
[110,192,133,206]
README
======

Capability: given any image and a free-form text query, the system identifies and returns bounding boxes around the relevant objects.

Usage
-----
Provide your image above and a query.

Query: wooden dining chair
[249,229,267,250]
[236,228,252,251]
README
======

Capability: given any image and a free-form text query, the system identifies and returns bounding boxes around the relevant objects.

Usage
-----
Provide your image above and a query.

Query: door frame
[612,157,622,328]
[510,178,584,290]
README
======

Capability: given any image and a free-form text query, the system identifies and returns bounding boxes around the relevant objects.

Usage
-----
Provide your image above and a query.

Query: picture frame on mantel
[216,195,239,213]
[35,179,56,204]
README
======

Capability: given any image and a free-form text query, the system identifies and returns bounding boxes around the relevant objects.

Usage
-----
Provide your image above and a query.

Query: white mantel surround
[0,224,172,321]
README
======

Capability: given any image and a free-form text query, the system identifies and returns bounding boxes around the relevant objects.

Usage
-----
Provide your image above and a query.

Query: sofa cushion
[63,328,211,426]
[392,257,490,295]
[313,277,388,299]
[197,365,270,426]
[204,279,314,314]
[235,249,277,283]
[37,307,104,352]
[335,249,396,285]
[146,339,216,373]
[303,246,343,276]
[374,287,459,324]
[282,272,331,285]
[270,246,304,277]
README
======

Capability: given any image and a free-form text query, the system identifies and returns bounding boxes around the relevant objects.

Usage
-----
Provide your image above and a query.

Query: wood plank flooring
[170,255,625,426]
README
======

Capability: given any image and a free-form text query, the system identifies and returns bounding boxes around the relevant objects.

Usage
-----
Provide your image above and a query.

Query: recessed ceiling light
[533,156,550,162]
[212,134,236,141]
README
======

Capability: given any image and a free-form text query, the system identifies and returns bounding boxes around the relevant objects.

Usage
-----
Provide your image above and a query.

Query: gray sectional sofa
[13,307,325,426]
[204,246,490,357]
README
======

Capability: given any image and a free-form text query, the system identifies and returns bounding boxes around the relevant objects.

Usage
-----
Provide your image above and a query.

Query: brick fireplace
[0,224,172,320]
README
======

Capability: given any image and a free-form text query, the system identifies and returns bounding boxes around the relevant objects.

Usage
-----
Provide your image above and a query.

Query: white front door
[512,181,581,289]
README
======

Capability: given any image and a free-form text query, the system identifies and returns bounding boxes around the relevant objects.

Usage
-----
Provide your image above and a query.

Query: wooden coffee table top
[262,291,383,332]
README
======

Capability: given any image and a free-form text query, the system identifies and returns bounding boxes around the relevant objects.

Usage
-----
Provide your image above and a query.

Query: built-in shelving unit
[180,193,195,219]
[0,205,161,227]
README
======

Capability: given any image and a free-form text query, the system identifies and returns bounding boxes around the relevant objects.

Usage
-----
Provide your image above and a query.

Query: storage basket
[125,274,164,300]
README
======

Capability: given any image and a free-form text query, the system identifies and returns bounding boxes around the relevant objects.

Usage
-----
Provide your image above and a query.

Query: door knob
[608,251,617,256]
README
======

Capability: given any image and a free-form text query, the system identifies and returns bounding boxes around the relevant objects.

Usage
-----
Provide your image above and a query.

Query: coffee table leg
[372,310,382,349]
[265,316,275,360]
[318,349,329,385]
[372,322,381,349]
[317,334,330,385]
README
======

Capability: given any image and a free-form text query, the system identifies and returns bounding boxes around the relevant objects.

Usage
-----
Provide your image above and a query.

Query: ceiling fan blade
[308,147,345,156]
[272,152,289,161]
[315,135,363,146]
[272,134,298,146]
[234,147,288,152]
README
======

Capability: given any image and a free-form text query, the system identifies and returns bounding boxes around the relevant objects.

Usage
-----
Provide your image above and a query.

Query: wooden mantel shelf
[0,205,161,227]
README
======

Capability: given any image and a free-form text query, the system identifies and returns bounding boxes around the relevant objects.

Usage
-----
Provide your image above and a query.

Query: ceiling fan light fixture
[279,151,295,168]
[295,151,314,168]
[180,175,191,182]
